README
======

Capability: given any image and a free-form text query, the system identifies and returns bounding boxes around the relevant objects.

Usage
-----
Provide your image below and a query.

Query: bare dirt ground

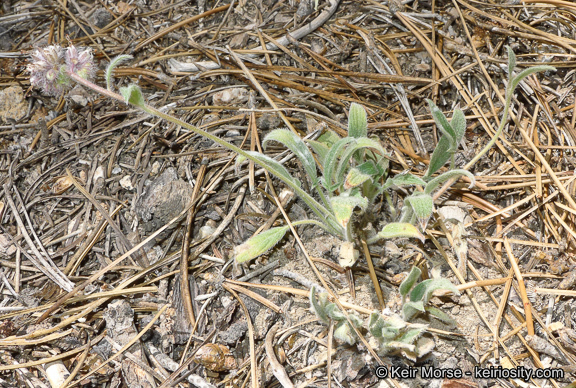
[1,0,576,387]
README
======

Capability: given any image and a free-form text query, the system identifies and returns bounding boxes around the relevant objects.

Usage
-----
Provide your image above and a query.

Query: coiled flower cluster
[28,45,96,96]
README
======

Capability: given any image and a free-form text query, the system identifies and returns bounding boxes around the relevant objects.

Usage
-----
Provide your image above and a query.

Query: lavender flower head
[28,45,96,96]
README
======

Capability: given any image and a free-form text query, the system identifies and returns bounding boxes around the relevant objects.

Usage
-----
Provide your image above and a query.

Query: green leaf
[397,326,427,345]
[399,266,422,298]
[326,303,345,321]
[322,137,355,192]
[450,108,466,143]
[331,195,368,228]
[335,137,388,189]
[310,286,330,324]
[425,135,451,178]
[402,300,425,321]
[425,306,457,326]
[245,151,301,189]
[427,99,456,150]
[334,321,357,345]
[120,84,145,108]
[507,46,516,80]
[264,129,318,185]
[344,167,371,190]
[404,192,434,229]
[383,173,427,190]
[348,103,368,138]
[409,278,460,304]
[344,160,381,190]
[106,54,132,91]
[233,226,289,263]
[377,222,425,242]
[307,140,330,165]
[424,169,475,194]
[509,65,556,95]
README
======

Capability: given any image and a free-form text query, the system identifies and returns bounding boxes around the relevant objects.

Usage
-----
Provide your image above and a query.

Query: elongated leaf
[348,103,368,138]
[106,55,132,91]
[507,46,516,81]
[404,192,434,229]
[264,129,318,185]
[310,286,330,324]
[409,278,459,304]
[397,326,427,345]
[335,137,388,189]
[344,167,371,190]
[307,140,330,165]
[399,266,422,298]
[402,300,425,322]
[450,108,466,143]
[425,135,451,178]
[383,173,427,191]
[509,65,556,94]
[322,137,356,192]
[344,160,381,190]
[233,226,289,263]
[120,84,145,108]
[427,99,456,150]
[424,169,475,194]
[425,306,457,326]
[378,222,425,242]
[245,151,301,189]
[331,195,368,228]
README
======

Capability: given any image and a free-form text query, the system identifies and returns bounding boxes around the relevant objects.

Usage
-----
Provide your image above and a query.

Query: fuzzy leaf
[507,46,516,80]
[450,108,466,143]
[334,321,357,345]
[334,137,388,189]
[424,169,475,194]
[120,84,145,108]
[405,192,434,229]
[106,54,132,91]
[425,306,457,326]
[233,226,289,263]
[383,173,427,190]
[397,326,427,345]
[264,129,318,185]
[310,286,330,324]
[409,278,460,304]
[425,135,452,178]
[307,140,330,165]
[399,266,422,298]
[402,300,425,321]
[348,103,368,138]
[427,99,456,150]
[331,195,368,228]
[415,336,435,358]
[245,151,301,189]
[509,65,556,95]
[344,167,372,190]
[325,303,345,321]
[377,223,425,242]
[322,137,356,192]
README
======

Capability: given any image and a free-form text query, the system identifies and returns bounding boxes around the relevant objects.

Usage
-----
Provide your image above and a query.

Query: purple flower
[28,45,96,96]
[65,46,96,81]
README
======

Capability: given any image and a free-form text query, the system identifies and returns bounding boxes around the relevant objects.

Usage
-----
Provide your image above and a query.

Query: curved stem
[68,71,342,236]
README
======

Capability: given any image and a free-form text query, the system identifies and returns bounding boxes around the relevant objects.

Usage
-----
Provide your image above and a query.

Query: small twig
[265,322,295,388]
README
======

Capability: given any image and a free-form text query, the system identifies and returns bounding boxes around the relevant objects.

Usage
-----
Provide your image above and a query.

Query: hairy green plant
[28,46,554,267]
[368,311,434,361]
[233,102,424,266]
[399,266,459,324]
[309,285,363,345]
